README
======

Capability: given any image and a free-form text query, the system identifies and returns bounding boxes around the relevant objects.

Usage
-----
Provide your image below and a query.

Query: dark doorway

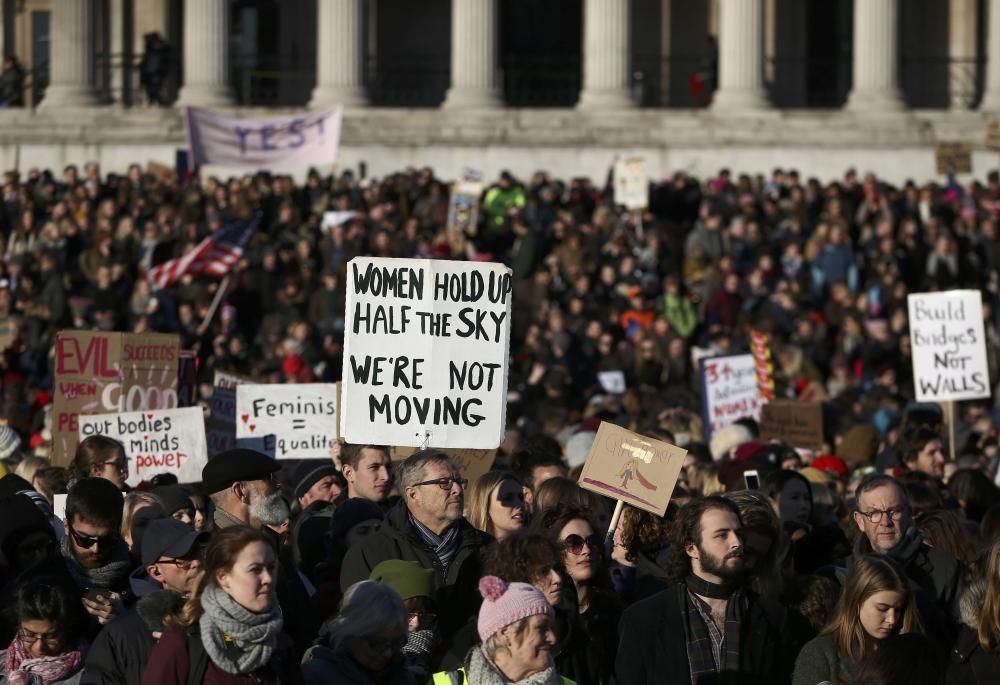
[805,0,852,107]
[501,0,581,107]
[371,0,450,106]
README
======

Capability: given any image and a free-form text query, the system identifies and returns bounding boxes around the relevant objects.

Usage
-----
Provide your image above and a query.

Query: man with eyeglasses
[82,517,207,685]
[341,449,491,643]
[850,473,964,640]
[60,478,131,628]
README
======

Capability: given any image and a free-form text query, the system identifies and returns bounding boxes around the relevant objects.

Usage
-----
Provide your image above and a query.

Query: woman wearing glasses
[0,577,89,685]
[465,472,526,541]
[532,505,619,685]
[301,580,415,685]
[70,437,129,491]
[141,527,300,685]
[792,555,922,685]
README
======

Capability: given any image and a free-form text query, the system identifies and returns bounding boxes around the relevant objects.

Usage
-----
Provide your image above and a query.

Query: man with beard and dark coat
[81,517,206,685]
[340,449,492,643]
[615,496,793,685]
[201,448,319,654]
[61,478,133,631]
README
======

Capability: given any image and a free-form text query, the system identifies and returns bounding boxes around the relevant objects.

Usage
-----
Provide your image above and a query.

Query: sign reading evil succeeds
[53,331,180,467]
[79,406,207,487]
[236,383,339,459]
[700,353,763,439]
[341,257,513,449]
[908,290,991,402]
[759,400,824,451]
[578,422,686,517]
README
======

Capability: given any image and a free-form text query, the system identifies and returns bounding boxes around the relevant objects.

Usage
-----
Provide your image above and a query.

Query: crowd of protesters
[0,160,995,683]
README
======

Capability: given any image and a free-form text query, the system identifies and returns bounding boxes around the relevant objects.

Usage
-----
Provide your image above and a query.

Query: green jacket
[661,293,697,338]
[483,185,526,231]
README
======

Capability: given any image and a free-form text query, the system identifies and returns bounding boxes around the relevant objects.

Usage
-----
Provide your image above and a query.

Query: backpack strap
[186,624,209,685]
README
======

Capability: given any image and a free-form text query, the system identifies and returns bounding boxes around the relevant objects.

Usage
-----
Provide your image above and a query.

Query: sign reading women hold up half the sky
[342,257,513,449]
[908,290,991,402]
[79,406,207,487]
[235,383,339,459]
[700,353,763,440]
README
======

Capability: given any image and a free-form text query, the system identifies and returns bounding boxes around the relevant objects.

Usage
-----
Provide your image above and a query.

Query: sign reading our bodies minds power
[341,257,513,449]
[908,290,992,402]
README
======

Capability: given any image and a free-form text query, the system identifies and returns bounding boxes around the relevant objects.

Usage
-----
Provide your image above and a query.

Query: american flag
[147,216,258,289]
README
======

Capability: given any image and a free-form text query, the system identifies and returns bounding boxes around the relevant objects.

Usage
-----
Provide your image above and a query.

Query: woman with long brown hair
[141,527,300,685]
[792,555,921,685]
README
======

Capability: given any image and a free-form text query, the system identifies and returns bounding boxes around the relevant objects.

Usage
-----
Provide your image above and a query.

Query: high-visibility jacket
[432,668,576,685]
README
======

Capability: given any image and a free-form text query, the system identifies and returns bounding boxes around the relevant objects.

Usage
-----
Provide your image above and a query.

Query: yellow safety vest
[432,668,576,685]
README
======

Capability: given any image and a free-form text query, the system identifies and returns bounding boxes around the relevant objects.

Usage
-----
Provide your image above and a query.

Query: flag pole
[197,275,231,335]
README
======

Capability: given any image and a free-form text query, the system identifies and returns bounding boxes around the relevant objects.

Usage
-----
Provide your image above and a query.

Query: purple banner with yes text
[184,106,343,169]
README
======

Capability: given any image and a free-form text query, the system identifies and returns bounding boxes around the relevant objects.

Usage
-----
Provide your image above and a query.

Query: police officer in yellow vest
[432,576,575,685]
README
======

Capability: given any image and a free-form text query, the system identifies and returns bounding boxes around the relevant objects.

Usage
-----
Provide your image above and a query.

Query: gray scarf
[199,583,284,675]
[464,644,562,685]
[60,534,132,591]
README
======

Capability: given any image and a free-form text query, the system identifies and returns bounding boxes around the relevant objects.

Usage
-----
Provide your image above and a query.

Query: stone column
[712,0,769,110]
[443,0,502,108]
[176,0,234,108]
[310,0,367,107]
[577,0,633,109]
[982,0,1000,110]
[846,0,903,112]
[950,0,977,109]
[109,0,126,103]
[38,0,100,108]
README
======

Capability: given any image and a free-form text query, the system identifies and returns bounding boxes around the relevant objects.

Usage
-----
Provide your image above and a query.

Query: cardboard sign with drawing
[578,422,687,518]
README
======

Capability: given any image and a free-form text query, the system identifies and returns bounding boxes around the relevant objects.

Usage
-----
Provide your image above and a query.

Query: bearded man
[201,448,318,653]
[615,496,794,685]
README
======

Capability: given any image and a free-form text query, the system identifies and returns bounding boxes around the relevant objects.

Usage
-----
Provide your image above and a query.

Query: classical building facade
[0,0,998,183]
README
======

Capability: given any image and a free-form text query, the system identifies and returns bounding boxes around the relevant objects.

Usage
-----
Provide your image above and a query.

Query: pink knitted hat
[476,576,553,642]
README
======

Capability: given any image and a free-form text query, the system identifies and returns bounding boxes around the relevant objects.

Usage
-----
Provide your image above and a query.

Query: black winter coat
[80,608,156,685]
[615,583,793,685]
[948,625,1000,685]
[340,501,491,641]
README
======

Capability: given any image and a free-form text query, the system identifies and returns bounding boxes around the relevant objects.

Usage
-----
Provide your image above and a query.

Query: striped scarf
[409,513,461,569]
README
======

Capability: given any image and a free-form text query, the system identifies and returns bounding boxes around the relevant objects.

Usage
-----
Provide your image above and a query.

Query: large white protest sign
[614,157,649,210]
[79,407,207,487]
[700,353,763,439]
[341,257,513,448]
[184,106,342,169]
[235,383,339,459]
[908,290,991,402]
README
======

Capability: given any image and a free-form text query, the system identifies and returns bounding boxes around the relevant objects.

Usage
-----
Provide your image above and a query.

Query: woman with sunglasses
[0,577,89,685]
[302,580,415,685]
[465,471,526,541]
[532,505,619,685]
[141,527,300,685]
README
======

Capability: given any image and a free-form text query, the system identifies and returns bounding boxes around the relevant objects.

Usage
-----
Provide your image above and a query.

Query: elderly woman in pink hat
[432,576,575,685]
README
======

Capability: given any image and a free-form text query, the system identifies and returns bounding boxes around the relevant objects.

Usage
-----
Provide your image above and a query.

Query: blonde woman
[121,491,161,553]
[792,555,922,685]
[465,471,525,541]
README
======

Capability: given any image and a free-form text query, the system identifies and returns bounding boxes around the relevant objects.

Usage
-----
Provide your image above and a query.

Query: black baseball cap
[141,518,206,567]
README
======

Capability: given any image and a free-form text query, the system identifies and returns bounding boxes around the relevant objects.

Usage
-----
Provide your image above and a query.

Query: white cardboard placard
[235,383,339,459]
[700,353,763,439]
[341,257,513,448]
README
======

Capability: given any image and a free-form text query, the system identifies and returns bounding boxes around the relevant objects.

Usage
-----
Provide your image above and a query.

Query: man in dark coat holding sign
[615,496,793,685]
[340,448,491,642]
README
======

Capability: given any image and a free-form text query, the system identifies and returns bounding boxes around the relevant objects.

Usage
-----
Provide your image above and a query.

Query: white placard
[341,257,513,448]
[908,290,991,402]
[79,407,207,487]
[53,493,67,522]
[614,157,648,210]
[597,371,627,394]
[235,383,339,459]
[700,353,763,439]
